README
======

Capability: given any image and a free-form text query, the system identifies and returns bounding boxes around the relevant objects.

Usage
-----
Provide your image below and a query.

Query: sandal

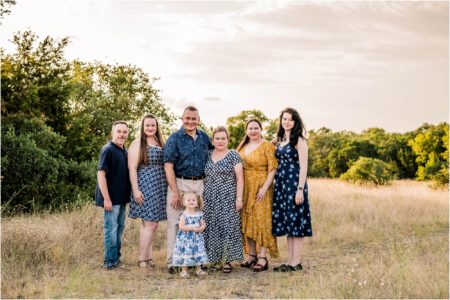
[253,257,269,272]
[196,269,207,276]
[146,258,155,267]
[273,263,288,272]
[240,254,257,268]
[222,263,232,274]
[209,263,221,272]
[179,270,190,278]
[287,263,303,272]
[138,260,147,268]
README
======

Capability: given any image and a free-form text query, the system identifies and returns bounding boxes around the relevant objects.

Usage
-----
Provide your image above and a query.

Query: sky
[1,0,448,132]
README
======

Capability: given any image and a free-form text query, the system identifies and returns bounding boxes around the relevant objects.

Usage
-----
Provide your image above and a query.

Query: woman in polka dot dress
[203,126,244,273]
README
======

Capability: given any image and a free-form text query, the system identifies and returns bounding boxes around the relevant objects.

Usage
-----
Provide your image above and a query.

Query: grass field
[2,179,448,298]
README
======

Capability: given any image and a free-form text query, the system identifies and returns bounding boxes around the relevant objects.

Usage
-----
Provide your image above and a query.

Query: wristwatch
[297,186,303,191]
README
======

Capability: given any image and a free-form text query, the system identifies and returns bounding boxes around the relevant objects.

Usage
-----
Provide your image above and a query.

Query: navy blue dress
[272,143,312,237]
[129,146,167,221]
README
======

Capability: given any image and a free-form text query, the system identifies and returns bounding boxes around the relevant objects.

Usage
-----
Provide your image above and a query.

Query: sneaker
[104,263,119,270]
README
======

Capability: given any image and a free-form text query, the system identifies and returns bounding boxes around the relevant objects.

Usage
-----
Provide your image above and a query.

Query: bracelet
[297,186,303,191]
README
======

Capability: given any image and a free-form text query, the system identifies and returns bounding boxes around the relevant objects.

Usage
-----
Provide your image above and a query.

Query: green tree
[66,60,176,161]
[327,138,377,178]
[0,0,16,20]
[307,128,342,177]
[264,117,279,141]
[226,110,269,149]
[408,123,449,185]
[1,31,176,214]
[340,157,394,185]
[360,128,417,179]
[1,31,72,134]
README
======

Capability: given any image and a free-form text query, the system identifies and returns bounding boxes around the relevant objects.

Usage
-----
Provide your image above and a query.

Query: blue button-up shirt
[163,127,212,177]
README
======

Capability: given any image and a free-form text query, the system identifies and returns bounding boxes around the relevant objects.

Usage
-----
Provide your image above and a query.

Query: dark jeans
[103,204,126,268]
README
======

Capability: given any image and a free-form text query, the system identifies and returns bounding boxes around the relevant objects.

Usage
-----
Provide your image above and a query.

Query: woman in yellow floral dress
[237,119,278,272]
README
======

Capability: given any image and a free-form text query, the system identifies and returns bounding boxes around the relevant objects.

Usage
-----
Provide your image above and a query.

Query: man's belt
[176,175,205,181]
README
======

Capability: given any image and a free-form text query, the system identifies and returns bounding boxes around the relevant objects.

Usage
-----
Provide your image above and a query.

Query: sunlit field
[2,179,448,298]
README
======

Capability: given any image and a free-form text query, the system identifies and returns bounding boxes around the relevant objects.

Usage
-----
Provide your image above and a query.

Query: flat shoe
[287,263,303,271]
[273,264,288,272]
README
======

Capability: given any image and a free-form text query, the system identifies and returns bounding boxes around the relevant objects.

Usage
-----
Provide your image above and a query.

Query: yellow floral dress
[239,140,279,257]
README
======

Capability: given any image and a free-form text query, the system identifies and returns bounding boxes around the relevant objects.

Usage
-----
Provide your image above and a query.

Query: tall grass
[2,179,448,298]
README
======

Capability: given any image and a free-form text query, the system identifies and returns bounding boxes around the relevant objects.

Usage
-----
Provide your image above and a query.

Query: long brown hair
[236,119,263,152]
[139,114,165,166]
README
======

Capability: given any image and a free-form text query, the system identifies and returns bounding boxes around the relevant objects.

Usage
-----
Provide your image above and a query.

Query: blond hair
[181,191,204,210]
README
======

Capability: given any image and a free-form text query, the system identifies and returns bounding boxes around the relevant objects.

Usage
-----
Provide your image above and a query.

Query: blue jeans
[104,204,126,268]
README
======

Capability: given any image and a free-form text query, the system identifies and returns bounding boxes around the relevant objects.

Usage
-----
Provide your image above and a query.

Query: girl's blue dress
[172,212,209,266]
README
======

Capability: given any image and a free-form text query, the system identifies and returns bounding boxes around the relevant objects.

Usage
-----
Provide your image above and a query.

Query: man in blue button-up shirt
[164,106,212,273]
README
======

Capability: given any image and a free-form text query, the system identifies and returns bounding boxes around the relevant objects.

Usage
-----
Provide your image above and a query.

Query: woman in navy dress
[203,126,244,273]
[272,108,312,272]
[128,114,167,268]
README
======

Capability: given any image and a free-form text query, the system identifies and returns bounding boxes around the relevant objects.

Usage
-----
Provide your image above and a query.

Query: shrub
[1,118,97,215]
[340,157,394,185]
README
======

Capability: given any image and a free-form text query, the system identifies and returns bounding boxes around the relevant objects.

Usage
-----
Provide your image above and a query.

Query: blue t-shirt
[163,127,212,177]
[95,141,131,206]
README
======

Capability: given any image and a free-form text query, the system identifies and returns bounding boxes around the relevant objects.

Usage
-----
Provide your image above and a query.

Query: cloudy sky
[1,0,448,132]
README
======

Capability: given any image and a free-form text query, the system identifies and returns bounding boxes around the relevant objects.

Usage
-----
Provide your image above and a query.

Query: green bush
[1,118,97,215]
[340,157,394,185]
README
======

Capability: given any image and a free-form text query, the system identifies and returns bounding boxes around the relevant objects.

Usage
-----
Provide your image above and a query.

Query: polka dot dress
[203,150,244,263]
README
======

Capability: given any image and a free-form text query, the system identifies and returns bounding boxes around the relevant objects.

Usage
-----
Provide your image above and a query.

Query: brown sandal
[240,254,257,268]
[223,263,233,273]
[146,258,155,267]
[253,257,269,272]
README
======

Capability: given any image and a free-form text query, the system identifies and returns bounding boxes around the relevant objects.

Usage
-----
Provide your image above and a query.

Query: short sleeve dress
[129,146,168,221]
[172,212,209,266]
[239,140,279,257]
[203,150,244,263]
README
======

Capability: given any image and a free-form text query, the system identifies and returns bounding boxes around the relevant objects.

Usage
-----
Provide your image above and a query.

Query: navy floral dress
[172,212,209,266]
[272,143,312,237]
[129,146,167,221]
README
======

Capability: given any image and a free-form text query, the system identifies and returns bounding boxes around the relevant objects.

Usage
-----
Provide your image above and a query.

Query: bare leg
[290,237,305,266]
[138,220,158,266]
[245,237,257,262]
[258,246,267,264]
[147,227,158,265]
[287,237,294,265]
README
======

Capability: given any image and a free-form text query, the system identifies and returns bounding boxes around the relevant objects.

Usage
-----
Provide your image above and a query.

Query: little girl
[172,192,208,278]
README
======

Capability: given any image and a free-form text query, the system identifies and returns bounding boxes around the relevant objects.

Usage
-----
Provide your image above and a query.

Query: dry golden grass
[2,179,448,298]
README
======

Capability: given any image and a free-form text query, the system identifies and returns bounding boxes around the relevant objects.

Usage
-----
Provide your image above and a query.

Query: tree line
[1,32,448,215]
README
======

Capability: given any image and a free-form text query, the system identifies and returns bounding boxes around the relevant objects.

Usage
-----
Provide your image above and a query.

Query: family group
[95,106,313,278]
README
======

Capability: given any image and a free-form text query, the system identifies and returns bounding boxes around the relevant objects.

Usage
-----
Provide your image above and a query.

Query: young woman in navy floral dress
[272,108,313,272]
[128,114,167,268]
